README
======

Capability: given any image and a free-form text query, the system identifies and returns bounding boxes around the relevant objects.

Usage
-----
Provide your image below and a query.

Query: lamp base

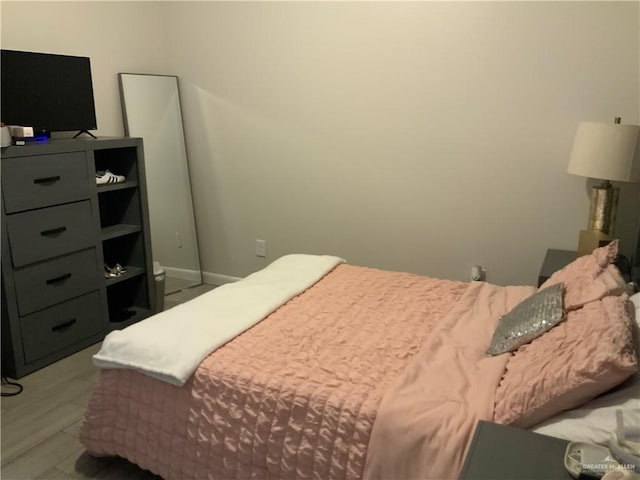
[577,230,614,257]
[588,181,618,236]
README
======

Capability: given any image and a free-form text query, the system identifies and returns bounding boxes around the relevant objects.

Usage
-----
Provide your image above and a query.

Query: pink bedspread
[81,265,467,480]
[364,281,534,479]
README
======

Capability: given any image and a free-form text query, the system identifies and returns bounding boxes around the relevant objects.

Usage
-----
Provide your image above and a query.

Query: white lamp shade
[568,122,640,183]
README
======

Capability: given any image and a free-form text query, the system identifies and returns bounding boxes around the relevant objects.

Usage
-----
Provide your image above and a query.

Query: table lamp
[567,118,640,256]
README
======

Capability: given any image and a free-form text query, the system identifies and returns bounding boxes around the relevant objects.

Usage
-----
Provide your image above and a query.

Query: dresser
[1,137,155,378]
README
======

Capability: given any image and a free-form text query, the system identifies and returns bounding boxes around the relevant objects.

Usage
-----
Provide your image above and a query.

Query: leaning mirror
[119,73,202,295]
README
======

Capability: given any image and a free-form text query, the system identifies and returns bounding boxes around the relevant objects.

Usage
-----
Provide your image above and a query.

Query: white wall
[3,2,639,286]
[164,1,640,285]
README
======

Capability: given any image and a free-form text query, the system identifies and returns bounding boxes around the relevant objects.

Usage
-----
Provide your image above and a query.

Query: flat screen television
[1,49,97,137]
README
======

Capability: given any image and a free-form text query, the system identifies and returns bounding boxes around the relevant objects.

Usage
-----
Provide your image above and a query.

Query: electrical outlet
[255,239,267,257]
[471,265,484,281]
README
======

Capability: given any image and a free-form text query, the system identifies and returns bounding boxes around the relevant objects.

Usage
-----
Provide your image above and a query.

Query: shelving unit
[1,137,155,378]
[94,143,153,329]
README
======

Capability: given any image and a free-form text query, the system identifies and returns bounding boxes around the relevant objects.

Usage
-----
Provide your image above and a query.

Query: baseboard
[202,271,243,286]
[162,266,243,287]
[162,265,202,282]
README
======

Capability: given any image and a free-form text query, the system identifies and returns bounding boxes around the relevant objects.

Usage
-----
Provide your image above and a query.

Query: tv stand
[73,130,97,139]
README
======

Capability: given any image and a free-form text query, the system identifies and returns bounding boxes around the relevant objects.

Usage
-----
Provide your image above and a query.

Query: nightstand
[538,249,577,287]
[459,421,573,480]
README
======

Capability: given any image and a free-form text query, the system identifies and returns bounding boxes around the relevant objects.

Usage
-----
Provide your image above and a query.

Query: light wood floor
[164,275,201,296]
[1,283,216,480]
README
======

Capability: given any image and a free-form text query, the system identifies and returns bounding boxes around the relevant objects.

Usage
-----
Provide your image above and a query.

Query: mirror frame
[118,73,203,295]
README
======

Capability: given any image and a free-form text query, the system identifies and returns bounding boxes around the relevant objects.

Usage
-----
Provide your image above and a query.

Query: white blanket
[93,254,345,386]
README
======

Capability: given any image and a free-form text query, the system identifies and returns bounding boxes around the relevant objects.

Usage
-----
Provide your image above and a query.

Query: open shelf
[104,266,145,287]
[107,306,153,330]
[105,273,151,324]
[98,188,141,230]
[97,180,138,193]
[101,224,141,241]
[94,141,154,325]
[94,147,140,184]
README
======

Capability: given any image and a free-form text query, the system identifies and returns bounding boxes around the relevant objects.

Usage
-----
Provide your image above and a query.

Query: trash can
[153,261,166,313]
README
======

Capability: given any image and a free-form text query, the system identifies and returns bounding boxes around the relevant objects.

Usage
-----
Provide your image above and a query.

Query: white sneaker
[96,169,125,185]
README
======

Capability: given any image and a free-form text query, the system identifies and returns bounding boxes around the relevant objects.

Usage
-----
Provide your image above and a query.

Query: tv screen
[1,49,97,136]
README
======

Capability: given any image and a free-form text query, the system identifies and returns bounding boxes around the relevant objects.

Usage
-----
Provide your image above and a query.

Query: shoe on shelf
[104,263,127,278]
[96,169,126,185]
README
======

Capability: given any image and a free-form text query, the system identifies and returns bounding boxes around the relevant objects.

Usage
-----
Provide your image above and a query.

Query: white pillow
[531,375,639,445]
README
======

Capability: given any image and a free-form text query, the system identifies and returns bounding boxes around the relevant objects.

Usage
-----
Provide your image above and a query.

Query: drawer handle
[40,226,67,237]
[51,318,77,332]
[33,175,61,185]
[46,273,72,285]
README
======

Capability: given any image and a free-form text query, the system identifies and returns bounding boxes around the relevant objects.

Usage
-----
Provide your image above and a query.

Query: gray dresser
[1,137,155,378]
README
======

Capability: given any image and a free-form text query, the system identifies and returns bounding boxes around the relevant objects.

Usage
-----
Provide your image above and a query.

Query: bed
[80,242,639,480]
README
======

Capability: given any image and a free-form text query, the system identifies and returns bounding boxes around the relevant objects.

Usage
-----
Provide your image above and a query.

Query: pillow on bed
[493,293,637,429]
[531,293,639,445]
[486,283,565,356]
[540,241,627,310]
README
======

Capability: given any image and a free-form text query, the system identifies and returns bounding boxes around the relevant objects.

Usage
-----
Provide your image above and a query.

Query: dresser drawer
[13,248,101,316]
[6,200,96,268]
[20,291,104,364]
[2,152,91,213]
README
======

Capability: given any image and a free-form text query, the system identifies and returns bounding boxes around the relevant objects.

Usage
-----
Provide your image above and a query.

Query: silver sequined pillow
[486,283,566,356]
